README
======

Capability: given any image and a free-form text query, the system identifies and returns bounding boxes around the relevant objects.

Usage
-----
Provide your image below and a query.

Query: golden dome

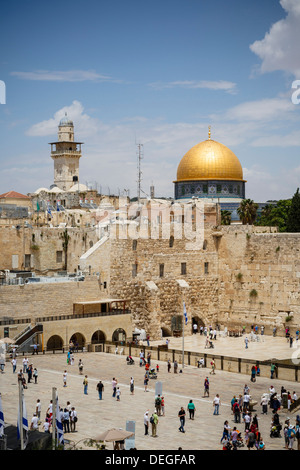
[175,137,245,182]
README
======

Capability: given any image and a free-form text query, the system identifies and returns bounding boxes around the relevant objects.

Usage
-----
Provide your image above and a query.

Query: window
[181,262,187,275]
[132,264,138,278]
[56,251,63,263]
[24,254,31,269]
[159,263,164,278]
[204,262,209,274]
[169,235,174,248]
[132,240,137,251]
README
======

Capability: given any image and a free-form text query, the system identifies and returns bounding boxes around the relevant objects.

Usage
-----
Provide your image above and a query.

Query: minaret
[50,113,83,191]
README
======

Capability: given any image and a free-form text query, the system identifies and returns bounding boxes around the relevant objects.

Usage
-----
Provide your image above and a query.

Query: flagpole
[182,307,184,369]
[52,387,56,450]
[18,380,24,450]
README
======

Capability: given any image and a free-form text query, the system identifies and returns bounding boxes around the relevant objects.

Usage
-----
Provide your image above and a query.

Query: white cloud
[26,100,100,137]
[11,69,113,82]
[149,80,237,94]
[224,97,296,122]
[250,0,300,76]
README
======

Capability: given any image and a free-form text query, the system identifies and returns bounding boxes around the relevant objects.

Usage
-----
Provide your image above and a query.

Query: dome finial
[208,125,211,140]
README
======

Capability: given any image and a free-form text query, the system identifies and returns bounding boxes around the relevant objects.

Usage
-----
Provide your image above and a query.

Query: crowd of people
[3,328,300,451]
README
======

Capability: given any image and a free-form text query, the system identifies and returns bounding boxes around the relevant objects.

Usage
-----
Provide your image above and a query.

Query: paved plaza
[1,333,300,451]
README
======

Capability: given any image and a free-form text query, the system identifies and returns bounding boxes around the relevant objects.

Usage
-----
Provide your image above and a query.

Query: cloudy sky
[1,0,300,201]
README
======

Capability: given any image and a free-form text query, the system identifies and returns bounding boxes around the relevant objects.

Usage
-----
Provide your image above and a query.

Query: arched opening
[69,332,86,349]
[112,328,126,343]
[91,330,106,344]
[191,316,205,334]
[161,327,172,337]
[47,335,63,351]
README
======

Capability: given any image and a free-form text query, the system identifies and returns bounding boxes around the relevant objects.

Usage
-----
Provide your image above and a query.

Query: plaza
[1,333,299,451]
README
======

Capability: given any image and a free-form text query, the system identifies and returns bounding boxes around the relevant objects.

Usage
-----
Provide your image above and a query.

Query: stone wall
[0,276,102,321]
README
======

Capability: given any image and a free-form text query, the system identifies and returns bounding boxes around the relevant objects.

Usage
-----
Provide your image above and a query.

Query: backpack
[150,416,154,424]
[155,397,161,406]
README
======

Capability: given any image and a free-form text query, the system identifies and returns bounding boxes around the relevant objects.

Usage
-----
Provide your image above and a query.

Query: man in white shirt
[30,413,39,431]
[23,357,29,373]
[243,393,250,412]
[144,410,150,435]
[244,411,251,431]
[213,394,221,415]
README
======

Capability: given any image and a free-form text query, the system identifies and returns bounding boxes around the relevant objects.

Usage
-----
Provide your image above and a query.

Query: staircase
[13,324,43,353]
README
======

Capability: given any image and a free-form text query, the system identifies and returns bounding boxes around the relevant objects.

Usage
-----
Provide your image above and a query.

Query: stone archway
[112,328,126,342]
[191,316,205,334]
[47,335,63,351]
[161,326,172,337]
[69,332,86,348]
[91,330,106,344]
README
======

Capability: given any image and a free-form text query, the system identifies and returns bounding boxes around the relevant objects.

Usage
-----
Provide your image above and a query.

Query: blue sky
[1,0,300,201]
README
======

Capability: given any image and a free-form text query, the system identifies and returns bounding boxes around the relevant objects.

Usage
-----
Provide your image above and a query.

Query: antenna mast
[136,142,143,204]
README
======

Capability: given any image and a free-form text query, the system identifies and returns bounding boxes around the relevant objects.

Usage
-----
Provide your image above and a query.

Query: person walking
[27,363,33,383]
[11,358,17,374]
[63,370,67,387]
[161,396,165,416]
[70,407,77,432]
[178,407,186,433]
[96,380,104,400]
[144,374,149,392]
[203,377,210,397]
[210,358,216,375]
[112,378,118,397]
[130,377,134,395]
[36,399,41,422]
[33,367,38,384]
[220,420,230,443]
[151,411,158,437]
[22,357,29,373]
[167,360,171,373]
[144,411,150,435]
[187,400,195,420]
[233,399,241,423]
[78,359,83,375]
[245,336,249,349]
[83,375,88,395]
[213,394,221,415]
[116,387,121,401]
[155,395,162,416]
[261,395,268,415]
[63,408,70,433]
[174,360,178,374]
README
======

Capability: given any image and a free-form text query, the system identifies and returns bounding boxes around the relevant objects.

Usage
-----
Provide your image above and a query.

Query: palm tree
[237,199,258,225]
[221,210,232,225]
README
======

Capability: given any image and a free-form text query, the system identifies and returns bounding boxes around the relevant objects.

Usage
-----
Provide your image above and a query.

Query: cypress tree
[286,188,300,232]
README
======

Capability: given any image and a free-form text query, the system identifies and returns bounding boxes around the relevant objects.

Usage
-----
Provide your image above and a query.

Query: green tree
[255,199,291,232]
[286,188,300,232]
[237,199,258,225]
[221,210,231,225]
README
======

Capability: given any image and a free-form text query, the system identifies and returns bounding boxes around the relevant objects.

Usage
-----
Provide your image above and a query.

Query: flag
[36,200,40,212]
[17,393,28,449]
[183,302,188,325]
[56,202,60,212]
[0,394,4,437]
[47,203,52,218]
[56,396,64,447]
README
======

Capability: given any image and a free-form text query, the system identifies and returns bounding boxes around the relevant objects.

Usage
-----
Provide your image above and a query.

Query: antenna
[136,142,143,204]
